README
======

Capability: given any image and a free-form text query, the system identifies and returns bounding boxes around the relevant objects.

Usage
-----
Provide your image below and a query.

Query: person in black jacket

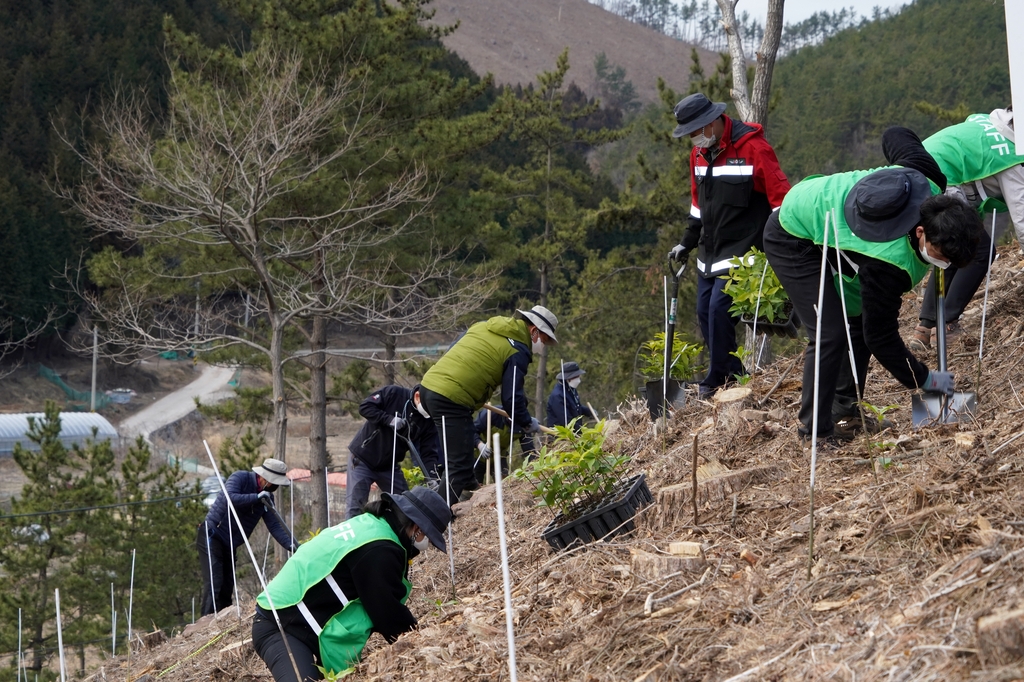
[198,458,297,616]
[345,385,440,520]
[252,486,452,680]
[546,361,598,430]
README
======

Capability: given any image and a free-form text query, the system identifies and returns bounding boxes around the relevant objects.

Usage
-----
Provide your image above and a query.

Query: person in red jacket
[668,93,792,397]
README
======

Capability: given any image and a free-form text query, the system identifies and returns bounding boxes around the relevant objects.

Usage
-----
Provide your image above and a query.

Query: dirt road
[118,364,236,442]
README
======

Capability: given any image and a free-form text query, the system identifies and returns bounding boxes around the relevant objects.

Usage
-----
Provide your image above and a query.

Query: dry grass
[92,246,1024,681]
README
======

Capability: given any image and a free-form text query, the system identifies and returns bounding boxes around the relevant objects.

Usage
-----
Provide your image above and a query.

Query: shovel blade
[911,391,977,428]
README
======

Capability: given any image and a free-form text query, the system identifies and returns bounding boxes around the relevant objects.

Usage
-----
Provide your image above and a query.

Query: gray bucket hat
[383,486,452,552]
[843,168,933,242]
[252,458,291,487]
[672,93,727,138]
[516,305,559,343]
[555,361,585,382]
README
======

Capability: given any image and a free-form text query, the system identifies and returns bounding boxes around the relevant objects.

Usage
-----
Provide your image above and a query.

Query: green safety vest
[778,166,935,315]
[256,514,411,674]
[421,316,530,409]
[924,113,1020,214]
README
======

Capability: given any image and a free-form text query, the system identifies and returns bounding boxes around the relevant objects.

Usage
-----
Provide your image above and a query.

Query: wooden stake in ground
[691,434,699,526]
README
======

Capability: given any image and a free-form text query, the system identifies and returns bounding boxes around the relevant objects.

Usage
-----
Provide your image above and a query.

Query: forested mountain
[0,0,246,344]
[768,0,1010,179]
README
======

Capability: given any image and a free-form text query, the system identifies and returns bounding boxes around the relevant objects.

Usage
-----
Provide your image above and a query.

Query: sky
[739,0,908,27]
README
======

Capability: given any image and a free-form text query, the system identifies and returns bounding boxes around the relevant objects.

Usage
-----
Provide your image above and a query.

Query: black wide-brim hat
[383,486,452,552]
[555,361,585,382]
[672,93,727,138]
[843,168,933,242]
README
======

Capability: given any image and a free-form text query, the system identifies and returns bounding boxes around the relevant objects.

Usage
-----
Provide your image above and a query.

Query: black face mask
[265,484,279,493]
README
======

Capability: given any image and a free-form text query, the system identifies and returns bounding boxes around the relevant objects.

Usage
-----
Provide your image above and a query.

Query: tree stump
[714,386,753,433]
[630,548,707,581]
[977,607,1024,666]
[654,463,784,529]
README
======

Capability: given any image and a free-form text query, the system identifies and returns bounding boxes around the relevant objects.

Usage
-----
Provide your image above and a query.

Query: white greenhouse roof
[0,412,119,455]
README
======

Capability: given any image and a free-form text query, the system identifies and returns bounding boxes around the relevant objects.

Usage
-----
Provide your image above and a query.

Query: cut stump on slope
[654,463,785,530]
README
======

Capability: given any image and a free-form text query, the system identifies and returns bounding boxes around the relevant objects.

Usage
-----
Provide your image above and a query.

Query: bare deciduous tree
[715,0,785,126]
[56,45,497,528]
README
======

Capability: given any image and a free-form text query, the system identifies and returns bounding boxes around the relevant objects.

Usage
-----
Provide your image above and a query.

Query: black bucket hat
[843,168,933,242]
[672,93,727,138]
[383,486,452,552]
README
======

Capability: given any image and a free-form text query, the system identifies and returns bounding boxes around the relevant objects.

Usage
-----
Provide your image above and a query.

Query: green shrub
[514,420,629,521]
[638,332,704,381]
[722,247,789,323]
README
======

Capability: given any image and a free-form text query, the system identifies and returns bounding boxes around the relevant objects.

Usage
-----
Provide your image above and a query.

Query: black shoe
[835,414,894,435]
[799,424,856,444]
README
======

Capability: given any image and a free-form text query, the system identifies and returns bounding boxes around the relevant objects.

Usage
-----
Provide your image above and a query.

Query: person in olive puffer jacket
[419,305,558,503]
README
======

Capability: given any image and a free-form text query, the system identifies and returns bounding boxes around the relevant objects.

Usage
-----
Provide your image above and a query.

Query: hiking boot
[799,423,856,445]
[944,320,963,341]
[835,414,894,435]
[907,324,932,353]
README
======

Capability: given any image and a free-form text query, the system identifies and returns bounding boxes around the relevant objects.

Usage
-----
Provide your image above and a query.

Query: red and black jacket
[681,116,791,278]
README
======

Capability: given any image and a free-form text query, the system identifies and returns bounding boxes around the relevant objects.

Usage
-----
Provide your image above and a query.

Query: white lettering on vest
[333,522,356,542]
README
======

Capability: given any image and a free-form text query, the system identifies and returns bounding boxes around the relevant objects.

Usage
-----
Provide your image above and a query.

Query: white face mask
[414,397,430,419]
[413,536,430,551]
[532,338,546,355]
[692,132,717,148]
[568,377,581,389]
[919,242,950,270]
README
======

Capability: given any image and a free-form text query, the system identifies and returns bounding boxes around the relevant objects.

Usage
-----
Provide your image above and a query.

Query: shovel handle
[481,401,557,432]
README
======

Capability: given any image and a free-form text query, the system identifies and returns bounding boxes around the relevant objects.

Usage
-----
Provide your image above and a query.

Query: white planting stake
[55,589,66,682]
[561,359,567,426]
[440,416,455,588]
[262,532,272,578]
[808,210,831,575]
[391,412,399,495]
[228,513,240,618]
[492,432,518,682]
[127,549,136,655]
[110,583,116,656]
[979,209,998,360]
[191,597,195,625]
[509,366,517,474]
[752,259,769,370]
[289,484,294,545]
[325,469,331,528]
[663,275,669,422]
[831,208,863,417]
[202,440,303,682]
[204,523,217,616]
[18,608,23,682]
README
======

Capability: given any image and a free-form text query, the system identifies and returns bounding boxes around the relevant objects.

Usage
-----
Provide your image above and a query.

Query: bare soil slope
[432,0,719,102]
[89,247,1024,681]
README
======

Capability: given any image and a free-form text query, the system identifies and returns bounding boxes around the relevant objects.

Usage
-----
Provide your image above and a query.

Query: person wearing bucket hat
[197,458,298,616]
[667,92,792,398]
[546,361,597,430]
[252,486,451,680]
[420,304,557,503]
[879,114,1024,352]
[763,133,983,444]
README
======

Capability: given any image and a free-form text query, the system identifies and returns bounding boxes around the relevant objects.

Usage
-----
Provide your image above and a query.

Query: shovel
[646,257,688,421]
[396,431,441,486]
[912,267,977,427]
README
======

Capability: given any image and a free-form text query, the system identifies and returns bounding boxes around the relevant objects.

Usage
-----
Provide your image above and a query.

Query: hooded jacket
[347,385,439,473]
[203,471,295,551]
[681,116,791,277]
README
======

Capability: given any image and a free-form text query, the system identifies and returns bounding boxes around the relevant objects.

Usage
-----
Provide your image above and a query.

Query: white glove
[389,416,406,431]
[477,442,493,460]
[669,244,688,262]
[527,417,541,433]
[257,490,272,504]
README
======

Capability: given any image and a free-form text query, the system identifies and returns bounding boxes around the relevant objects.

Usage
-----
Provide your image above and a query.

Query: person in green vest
[763,157,982,443]
[886,111,1023,351]
[251,486,451,681]
[419,304,558,503]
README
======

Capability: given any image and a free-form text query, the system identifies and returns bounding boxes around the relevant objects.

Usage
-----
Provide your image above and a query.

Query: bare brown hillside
[84,245,1024,681]
[431,0,720,102]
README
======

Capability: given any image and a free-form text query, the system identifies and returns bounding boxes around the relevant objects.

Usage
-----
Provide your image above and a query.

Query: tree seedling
[639,332,705,381]
[730,345,754,385]
[722,246,790,323]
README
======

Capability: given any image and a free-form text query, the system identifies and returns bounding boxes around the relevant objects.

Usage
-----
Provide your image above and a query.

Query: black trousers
[196,524,236,616]
[419,386,478,503]
[763,213,870,436]
[919,226,994,326]
[252,611,322,682]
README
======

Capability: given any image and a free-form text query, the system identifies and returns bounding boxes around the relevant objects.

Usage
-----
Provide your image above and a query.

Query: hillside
[432,0,720,102]
[85,245,1024,680]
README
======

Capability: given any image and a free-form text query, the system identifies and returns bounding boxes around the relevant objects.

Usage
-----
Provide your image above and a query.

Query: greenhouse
[0,412,119,455]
